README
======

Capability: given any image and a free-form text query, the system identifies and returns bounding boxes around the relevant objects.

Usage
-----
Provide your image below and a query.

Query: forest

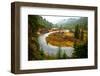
[28,15,88,60]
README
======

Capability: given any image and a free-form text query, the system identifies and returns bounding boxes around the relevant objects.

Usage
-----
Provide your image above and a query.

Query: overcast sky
[42,16,80,24]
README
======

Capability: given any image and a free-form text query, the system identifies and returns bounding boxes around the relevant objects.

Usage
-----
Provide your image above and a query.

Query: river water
[38,31,74,57]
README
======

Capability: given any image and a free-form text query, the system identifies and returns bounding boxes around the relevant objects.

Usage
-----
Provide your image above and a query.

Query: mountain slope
[55,17,88,29]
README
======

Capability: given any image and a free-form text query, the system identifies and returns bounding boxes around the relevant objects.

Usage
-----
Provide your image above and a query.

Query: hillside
[55,17,88,30]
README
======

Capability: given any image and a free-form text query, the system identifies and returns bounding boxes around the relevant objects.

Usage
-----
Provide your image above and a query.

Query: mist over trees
[28,15,88,60]
[54,17,88,30]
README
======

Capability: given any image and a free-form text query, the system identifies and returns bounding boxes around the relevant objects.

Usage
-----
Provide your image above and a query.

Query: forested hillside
[55,17,88,30]
[28,15,88,60]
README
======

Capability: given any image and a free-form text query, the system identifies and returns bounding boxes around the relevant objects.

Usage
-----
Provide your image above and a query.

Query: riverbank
[38,31,74,57]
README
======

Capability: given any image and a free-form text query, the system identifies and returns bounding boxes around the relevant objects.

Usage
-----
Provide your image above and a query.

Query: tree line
[73,24,88,58]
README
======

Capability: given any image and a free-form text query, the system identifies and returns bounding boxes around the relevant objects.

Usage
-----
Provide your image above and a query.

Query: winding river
[38,31,74,57]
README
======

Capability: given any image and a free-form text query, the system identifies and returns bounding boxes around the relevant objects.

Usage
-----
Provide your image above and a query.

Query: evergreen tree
[57,47,62,59]
[80,29,84,41]
[62,51,68,59]
[74,25,80,39]
[72,41,88,58]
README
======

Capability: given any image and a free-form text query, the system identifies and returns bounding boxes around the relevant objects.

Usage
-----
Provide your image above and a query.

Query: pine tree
[80,29,84,41]
[72,42,88,58]
[57,47,62,59]
[74,25,80,39]
[62,51,68,59]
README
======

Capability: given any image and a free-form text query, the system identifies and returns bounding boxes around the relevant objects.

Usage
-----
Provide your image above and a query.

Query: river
[38,31,74,57]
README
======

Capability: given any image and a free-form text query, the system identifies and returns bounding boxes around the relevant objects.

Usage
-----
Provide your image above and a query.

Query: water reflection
[38,31,74,57]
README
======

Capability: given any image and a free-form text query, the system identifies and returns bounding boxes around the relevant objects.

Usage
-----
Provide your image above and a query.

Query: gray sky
[42,16,80,24]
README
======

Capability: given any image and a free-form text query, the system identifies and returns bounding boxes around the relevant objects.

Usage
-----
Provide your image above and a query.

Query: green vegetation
[56,47,62,59]
[56,17,88,30]
[28,15,42,60]
[28,15,54,60]
[28,15,88,60]
[56,47,68,59]
[40,48,46,60]
[62,51,68,59]
[72,41,88,58]
[74,25,80,39]
[73,24,88,58]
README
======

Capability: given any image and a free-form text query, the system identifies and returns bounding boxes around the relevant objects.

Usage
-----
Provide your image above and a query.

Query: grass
[46,32,75,47]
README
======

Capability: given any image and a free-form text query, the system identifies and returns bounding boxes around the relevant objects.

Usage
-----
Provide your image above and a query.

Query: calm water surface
[38,31,74,57]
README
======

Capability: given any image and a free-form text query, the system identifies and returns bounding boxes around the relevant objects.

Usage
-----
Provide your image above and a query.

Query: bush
[72,41,88,58]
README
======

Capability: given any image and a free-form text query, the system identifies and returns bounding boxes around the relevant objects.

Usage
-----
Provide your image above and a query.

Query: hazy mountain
[54,17,88,29]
